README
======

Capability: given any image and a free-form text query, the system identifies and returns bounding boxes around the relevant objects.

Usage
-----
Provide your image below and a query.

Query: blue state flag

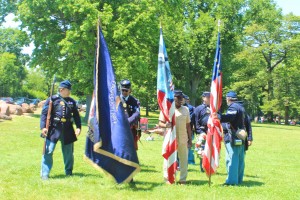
[85,25,140,184]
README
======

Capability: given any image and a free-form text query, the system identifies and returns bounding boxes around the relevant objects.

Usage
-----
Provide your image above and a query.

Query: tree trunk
[284,105,289,125]
[145,98,149,117]
[267,78,274,122]
[189,78,200,106]
[84,94,92,123]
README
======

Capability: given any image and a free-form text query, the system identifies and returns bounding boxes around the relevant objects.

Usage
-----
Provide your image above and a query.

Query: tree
[157,0,250,106]
[0,27,28,97]
[10,0,299,122]
[0,52,25,96]
[231,0,300,120]
[22,67,48,99]
[0,0,18,24]
[17,0,103,94]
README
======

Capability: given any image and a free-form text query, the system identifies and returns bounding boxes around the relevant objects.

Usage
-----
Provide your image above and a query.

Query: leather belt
[54,117,71,123]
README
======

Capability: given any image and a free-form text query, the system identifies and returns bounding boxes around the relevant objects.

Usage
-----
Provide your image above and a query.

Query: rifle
[137,119,142,139]
[42,75,56,155]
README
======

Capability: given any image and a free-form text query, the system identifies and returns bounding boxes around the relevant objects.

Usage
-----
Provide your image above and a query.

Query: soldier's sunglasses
[122,89,129,92]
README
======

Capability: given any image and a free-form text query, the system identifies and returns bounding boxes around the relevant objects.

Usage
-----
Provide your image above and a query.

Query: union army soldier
[218,91,249,185]
[193,91,210,172]
[194,92,211,135]
[235,101,253,151]
[183,94,194,118]
[40,80,81,180]
[119,79,140,150]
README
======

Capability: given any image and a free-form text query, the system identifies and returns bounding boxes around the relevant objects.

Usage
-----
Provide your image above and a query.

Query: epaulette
[51,94,60,101]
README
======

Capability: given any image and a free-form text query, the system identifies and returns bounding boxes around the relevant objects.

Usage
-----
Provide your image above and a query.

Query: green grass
[0,111,300,200]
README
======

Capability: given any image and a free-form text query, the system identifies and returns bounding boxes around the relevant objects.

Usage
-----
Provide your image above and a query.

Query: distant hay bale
[29,103,37,111]
[38,100,46,108]
[0,113,12,120]
[21,103,34,113]
[8,104,23,115]
[0,103,10,116]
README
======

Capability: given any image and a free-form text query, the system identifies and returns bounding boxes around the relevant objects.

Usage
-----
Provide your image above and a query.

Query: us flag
[202,32,223,177]
[157,27,177,184]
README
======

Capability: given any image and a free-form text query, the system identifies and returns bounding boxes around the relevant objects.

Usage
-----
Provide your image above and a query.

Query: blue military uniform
[193,91,210,172]
[194,104,210,134]
[120,79,140,150]
[236,101,253,151]
[40,80,81,179]
[220,91,246,185]
[40,95,81,144]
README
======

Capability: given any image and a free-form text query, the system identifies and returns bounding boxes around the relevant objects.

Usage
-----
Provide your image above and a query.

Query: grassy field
[0,110,300,200]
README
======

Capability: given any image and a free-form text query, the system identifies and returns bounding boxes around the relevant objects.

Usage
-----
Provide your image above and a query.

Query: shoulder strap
[58,96,72,110]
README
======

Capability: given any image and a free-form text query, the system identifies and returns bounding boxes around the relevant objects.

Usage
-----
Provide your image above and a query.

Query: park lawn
[0,111,299,200]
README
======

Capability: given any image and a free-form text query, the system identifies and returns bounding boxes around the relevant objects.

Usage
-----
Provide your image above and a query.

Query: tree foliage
[0,52,24,96]
[233,2,300,121]
[1,0,299,120]
[0,27,29,97]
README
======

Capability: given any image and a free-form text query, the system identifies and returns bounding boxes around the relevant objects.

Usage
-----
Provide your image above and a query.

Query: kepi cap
[59,80,72,90]
[174,90,183,97]
[183,94,189,100]
[202,91,210,97]
[226,91,237,98]
[120,79,131,90]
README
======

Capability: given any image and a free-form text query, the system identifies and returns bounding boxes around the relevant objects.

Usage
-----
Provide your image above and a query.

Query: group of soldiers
[40,79,253,186]
[157,89,253,185]
[39,79,140,181]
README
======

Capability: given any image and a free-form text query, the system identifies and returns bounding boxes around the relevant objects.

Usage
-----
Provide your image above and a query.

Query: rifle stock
[42,75,56,155]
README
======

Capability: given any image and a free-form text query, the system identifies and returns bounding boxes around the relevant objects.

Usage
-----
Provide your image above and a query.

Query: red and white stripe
[202,32,223,177]
[158,91,177,184]
[203,116,222,175]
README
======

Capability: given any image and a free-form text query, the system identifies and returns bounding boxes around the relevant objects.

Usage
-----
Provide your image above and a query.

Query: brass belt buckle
[61,118,66,122]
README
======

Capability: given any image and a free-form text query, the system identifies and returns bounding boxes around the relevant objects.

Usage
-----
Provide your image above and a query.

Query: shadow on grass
[188,168,203,173]
[126,180,163,191]
[50,172,101,179]
[239,180,264,187]
[187,179,209,185]
[244,174,259,178]
[215,172,227,176]
[31,113,42,119]
[140,164,159,173]
[252,124,299,130]
[217,180,264,187]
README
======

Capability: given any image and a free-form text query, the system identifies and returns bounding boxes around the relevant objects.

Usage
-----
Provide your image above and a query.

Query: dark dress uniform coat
[220,101,245,143]
[194,103,210,134]
[121,95,140,150]
[40,95,81,145]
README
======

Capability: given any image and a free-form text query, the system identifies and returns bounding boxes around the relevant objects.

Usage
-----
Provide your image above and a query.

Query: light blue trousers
[188,134,195,164]
[225,142,245,185]
[188,148,195,164]
[41,136,74,177]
